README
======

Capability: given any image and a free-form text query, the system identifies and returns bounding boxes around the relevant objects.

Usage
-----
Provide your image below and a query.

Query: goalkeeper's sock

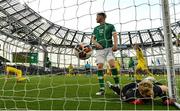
[97,70,105,90]
[111,68,119,86]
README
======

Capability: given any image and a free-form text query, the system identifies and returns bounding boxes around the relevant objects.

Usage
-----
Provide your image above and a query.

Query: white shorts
[45,67,51,72]
[96,48,115,64]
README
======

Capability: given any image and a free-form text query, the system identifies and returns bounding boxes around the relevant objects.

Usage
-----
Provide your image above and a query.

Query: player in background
[68,63,74,76]
[115,58,121,74]
[85,61,91,76]
[133,44,153,81]
[5,66,27,82]
[128,57,135,80]
[44,57,51,72]
[106,63,112,76]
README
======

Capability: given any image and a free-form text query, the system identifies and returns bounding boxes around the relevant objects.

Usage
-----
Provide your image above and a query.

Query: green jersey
[93,23,116,49]
[45,60,51,68]
[128,58,134,68]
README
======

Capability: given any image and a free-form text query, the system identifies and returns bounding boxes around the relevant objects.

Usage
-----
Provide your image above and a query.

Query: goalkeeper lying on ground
[107,77,175,105]
[6,66,27,82]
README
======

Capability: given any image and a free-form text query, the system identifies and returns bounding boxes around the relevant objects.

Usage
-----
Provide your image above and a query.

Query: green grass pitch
[0,74,179,110]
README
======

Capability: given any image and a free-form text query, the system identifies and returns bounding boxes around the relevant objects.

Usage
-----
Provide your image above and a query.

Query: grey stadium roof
[0,0,180,53]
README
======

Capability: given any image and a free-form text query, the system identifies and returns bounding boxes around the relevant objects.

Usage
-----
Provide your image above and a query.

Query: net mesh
[0,0,179,110]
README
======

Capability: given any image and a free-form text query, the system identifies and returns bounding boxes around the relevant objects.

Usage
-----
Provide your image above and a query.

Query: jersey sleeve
[122,82,137,95]
[92,28,96,37]
[153,85,168,102]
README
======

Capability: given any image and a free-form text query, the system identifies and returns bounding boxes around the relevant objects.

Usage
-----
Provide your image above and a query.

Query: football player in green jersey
[91,12,120,95]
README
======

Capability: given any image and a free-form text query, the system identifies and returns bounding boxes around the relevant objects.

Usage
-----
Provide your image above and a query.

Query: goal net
[0,0,179,110]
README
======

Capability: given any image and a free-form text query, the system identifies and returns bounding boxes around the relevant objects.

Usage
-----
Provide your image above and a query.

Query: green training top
[92,23,116,49]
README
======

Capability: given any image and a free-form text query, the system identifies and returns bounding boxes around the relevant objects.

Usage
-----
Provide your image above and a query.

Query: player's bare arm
[112,32,118,52]
[91,36,103,49]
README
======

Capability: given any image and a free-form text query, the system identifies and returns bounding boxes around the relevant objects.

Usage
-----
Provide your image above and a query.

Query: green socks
[97,68,119,89]
[111,68,119,86]
[97,70,105,90]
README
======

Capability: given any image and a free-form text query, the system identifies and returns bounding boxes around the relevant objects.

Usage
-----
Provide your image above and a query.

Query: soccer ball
[74,43,92,60]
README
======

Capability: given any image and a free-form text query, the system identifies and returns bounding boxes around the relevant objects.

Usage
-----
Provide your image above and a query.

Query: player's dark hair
[97,12,106,18]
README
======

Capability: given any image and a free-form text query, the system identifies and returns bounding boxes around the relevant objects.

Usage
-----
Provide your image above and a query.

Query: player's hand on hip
[112,45,118,52]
